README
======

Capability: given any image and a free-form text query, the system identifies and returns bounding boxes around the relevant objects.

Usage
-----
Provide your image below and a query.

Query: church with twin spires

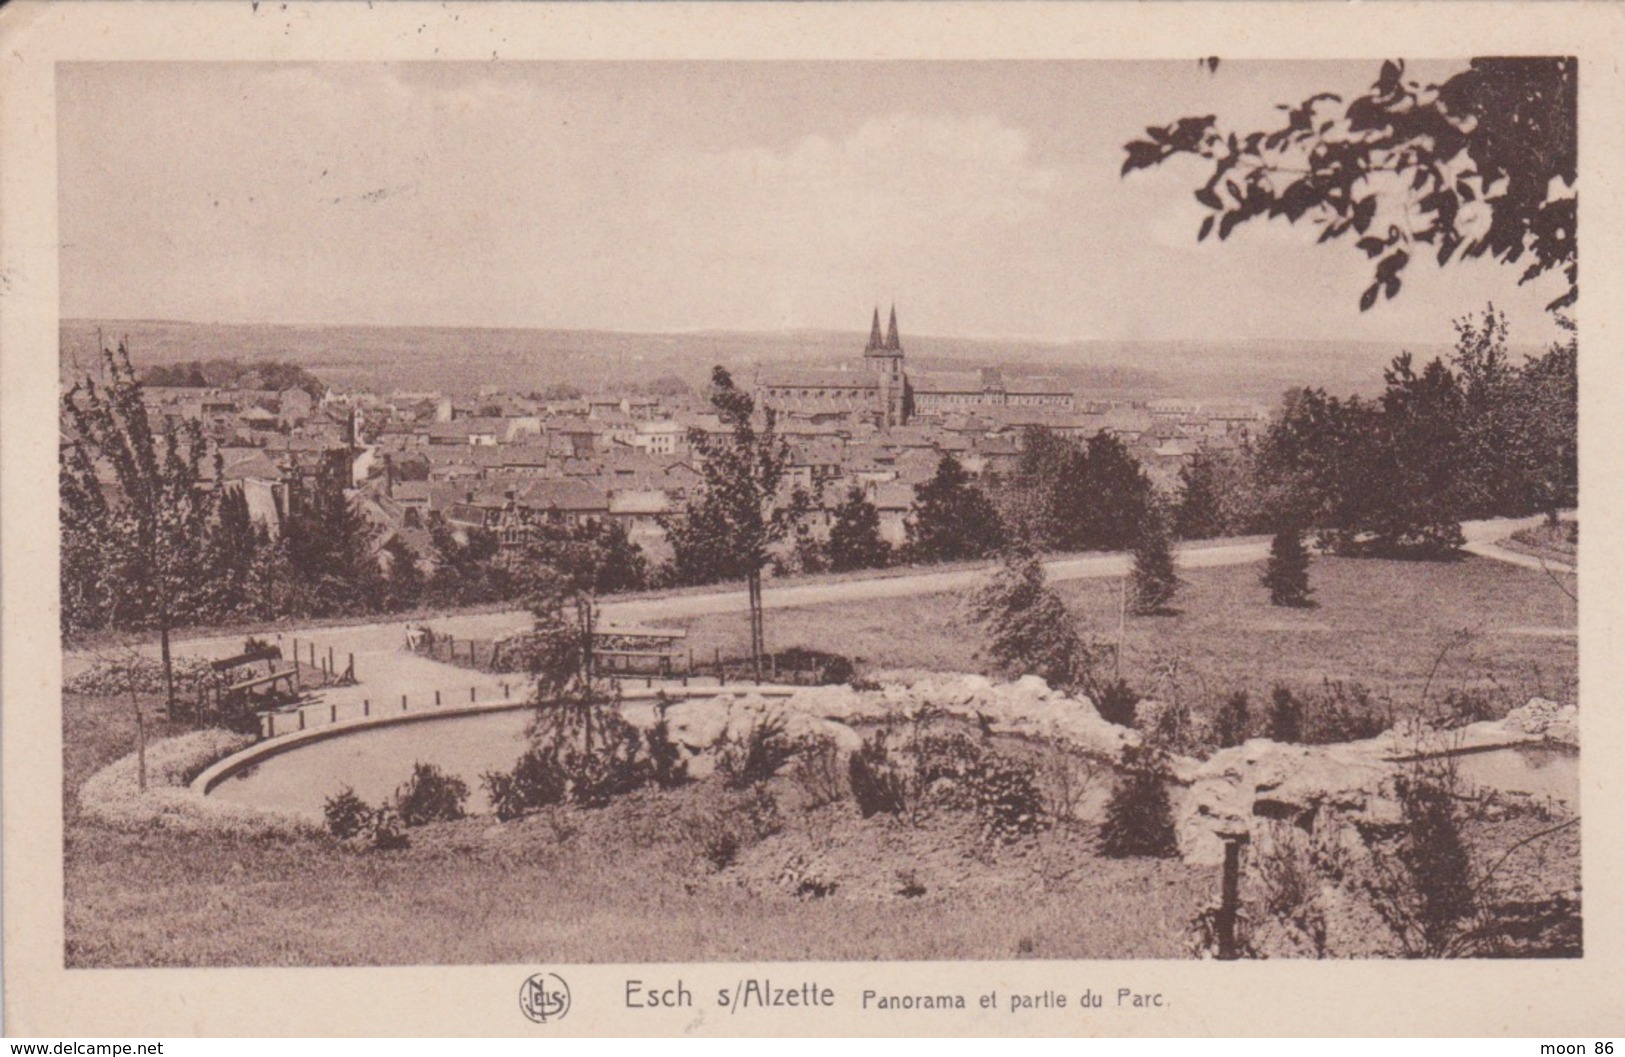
[756,304,912,428]
[754,304,1073,427]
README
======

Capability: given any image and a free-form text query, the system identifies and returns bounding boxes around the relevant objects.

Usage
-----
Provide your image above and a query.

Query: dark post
[328,646,334,674]
[435,689,441,706]
[471,686,477,703]
[401,694,408,712]
[330,703,337,723]
[364,698,370,716]
[309,642,316,669]
[1217,830,1250,961]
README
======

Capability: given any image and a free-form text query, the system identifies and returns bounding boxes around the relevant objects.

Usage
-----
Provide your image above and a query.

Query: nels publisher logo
[519,972,572,1024]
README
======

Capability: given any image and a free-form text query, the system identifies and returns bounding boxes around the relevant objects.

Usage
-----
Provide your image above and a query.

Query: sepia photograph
[4,0,1620,1039]
[53,54,1580,967]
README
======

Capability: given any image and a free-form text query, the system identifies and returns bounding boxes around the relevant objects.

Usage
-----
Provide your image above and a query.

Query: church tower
[863,303,907,427]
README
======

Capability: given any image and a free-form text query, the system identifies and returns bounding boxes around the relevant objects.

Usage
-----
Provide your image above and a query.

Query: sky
[57,61,1571,348]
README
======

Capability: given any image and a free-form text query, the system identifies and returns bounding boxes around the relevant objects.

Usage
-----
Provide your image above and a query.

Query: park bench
[590,624,689,677]
[209,645,298,717]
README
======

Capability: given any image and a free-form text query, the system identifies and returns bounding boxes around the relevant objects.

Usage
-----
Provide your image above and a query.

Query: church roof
[757,367,880,390]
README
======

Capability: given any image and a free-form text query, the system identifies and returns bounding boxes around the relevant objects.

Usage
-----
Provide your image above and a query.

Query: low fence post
[471,686,477,703]
[435,690,441,706]
[402,694,408,712]
[330,703,337,723]
[1216,830,1250,961]
[364,699,370,716]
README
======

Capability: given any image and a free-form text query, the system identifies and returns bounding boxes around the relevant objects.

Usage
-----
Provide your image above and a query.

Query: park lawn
[673,554,1577,714]
[63,816,1213,967]
[63,691,1214,967]
[61,551,1576,968]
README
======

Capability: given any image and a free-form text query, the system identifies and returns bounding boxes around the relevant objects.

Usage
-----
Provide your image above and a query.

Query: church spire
[885,304,901,351]
[866,306,883,352]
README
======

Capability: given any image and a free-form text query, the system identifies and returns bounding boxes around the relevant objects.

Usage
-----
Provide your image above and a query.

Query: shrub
[848,731,911,818]
[715,714,800,789]
[1098,749,1178,859]
[1129,513,1180,615]
[532,705,654,807]
[644,718,690,790]
[393,762,469,826]
[323,786,373,840]
[1267,685,1304,743]
[482,748,569,821]
[685,786,783,872]
[965,754,1047,843]
[1214,691,1251,749]
[368,805,411,851]
[1391,773,1476,953]
[1092,678,1140,728]
[788,736,847,809]
[969,545,1107,691]
[773,647,856,686]
[559,717,649,807]
[1262,528,1314,607]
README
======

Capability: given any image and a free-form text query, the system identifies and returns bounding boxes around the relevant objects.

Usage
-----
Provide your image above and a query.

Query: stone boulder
[1176,737,1400,865]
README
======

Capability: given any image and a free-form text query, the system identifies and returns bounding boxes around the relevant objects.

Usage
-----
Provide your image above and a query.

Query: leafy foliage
[1262,528,1314,607]
[1098,749,1179,859]
[481,748,569,821]
[826,486,892,572]
[142,357,328,399]
[969,544,1108,693]
[906,453,1005,562]
[664,367,809,586]
[61,343,218,705]
[715,714,801,789]
[393,762,469,826]
[1129,510,1180,615]
[1124,58,1577,312]
[1000,428,1156,553]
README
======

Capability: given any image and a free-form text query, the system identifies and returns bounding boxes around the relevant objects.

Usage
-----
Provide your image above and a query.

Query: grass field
[64,688,1215,966]
[62,551,1577,966]
[675,554,1577,715]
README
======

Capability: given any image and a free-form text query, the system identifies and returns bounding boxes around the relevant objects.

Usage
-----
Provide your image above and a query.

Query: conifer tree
[906,453,1005,563]
[1129,509,1179,615]
[969,544,1104,691]
[826,486,891,572]
[1262,526,1314,607]
[1098,747,1178,858]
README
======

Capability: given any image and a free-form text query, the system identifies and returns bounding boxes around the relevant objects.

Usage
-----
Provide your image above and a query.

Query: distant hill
[60,319,1478,405]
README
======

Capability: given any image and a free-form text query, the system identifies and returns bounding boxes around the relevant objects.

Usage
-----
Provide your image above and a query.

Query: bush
[393,762,469,826]
[323,786,373,840]
[772,647,856,686]
[715,714,801,789]
[1214,691,1251,749]
[1098,749,1178,858]
[644,718,690,790]
[1092,678,1140,728]
[321,786,411,851]
[368,805,411,851]
[1129,514,1180,615]
[559,714,649,807]
[848,731,911,818]
[1267,685,1304,743]
[969,545,1107,691]
[482,748,569,821]
[685,786,783,872]
[64,656,214,698]
[1262,528,1314,607]
[788,736,847,809]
